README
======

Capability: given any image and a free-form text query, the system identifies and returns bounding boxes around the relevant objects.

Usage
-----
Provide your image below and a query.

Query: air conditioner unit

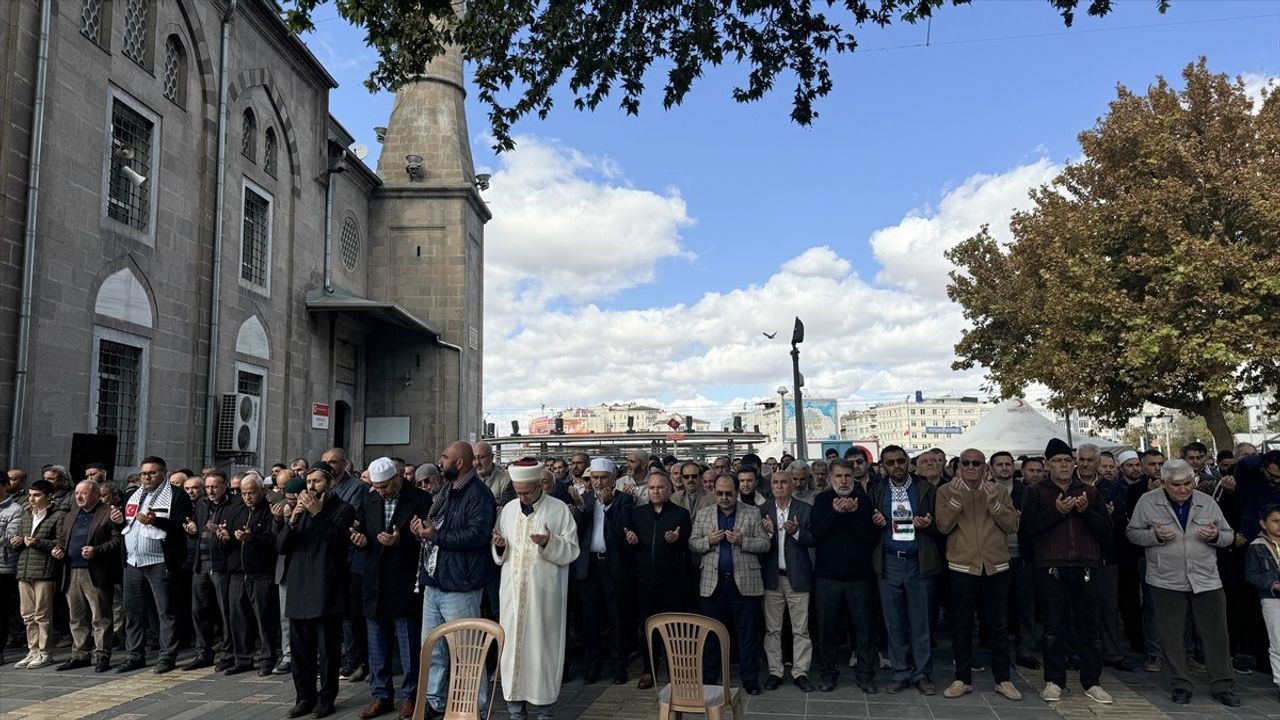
[216,393,260,455]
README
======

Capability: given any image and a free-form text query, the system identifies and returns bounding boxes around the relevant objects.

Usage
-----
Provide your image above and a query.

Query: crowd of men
[3,439,1280,718]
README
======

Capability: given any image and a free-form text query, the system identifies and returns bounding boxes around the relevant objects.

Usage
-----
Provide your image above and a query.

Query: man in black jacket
[224,474,280,676]
[625,470,692,690]
[1020,439,1113,705]
[277,463,356,719]
[117,455,193,674]
[570,458,635,685]
[181,470,242,671]
[351,458,431,720]
[812,459,879,693]
[410,441,498,718]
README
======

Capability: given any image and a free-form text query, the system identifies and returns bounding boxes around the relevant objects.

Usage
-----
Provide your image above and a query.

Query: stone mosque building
[0,0,487,478]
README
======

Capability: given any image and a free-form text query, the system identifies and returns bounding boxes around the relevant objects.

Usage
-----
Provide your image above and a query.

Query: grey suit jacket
[689,502,770,597]
[759,498,815,593]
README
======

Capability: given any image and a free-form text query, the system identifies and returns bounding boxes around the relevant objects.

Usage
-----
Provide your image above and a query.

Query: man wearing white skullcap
[568,457,635,684]
[492,459,580,720]
[348,457,431,719]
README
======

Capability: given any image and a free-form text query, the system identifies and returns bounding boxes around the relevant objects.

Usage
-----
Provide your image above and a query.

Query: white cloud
[1241,72,1279,112]
[482,147,1057,425]
[868,159,1060,300]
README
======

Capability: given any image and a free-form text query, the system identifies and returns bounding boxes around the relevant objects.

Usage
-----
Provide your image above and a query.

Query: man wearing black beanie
[1020,438,1113,705]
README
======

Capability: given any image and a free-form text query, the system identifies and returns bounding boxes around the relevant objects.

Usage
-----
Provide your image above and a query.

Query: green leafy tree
[947,59,1280,451]
[280,0,1169,150]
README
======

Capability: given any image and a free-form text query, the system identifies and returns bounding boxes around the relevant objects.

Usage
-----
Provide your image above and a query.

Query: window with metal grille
[108,100,153,231]
[237,371,263,398]
[81,0,105,44]
[263,128,277,177]
[97,340,142,467]
[241,109,256,161]
[123,0,150,66]
[241,187,271,286]
[340,217,360,271]
[162,35,186,106]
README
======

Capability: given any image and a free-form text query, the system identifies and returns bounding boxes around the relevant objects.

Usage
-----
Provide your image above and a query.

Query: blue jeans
[421,587,486,711]
[878,553,934,682]
[367,615,421,703]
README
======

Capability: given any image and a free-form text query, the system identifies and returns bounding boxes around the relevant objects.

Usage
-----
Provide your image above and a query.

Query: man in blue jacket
[410,441,497,718]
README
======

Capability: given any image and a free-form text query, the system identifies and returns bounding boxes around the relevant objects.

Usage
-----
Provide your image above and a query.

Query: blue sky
[301,0,1279,425]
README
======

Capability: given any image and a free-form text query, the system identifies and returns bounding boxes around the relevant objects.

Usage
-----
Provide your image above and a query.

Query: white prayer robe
[491,494,580,706]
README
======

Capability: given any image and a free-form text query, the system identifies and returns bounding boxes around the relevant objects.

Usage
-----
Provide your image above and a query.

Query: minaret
[367,36,490,453]
[376,44,476,186]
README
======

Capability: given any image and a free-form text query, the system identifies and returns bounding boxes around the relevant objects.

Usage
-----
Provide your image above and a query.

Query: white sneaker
[26,652,54,669]
[1040,682,1063,702]
[1084,685,1113,704]
[13,651,35,669]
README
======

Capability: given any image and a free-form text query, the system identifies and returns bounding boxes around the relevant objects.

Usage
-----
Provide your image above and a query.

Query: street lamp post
[777,386,788,455]
[791,317,808,461]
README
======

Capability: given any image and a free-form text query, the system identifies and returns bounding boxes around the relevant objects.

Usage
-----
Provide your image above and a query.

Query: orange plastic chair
[644,612,744,720]
[412,618,504,720]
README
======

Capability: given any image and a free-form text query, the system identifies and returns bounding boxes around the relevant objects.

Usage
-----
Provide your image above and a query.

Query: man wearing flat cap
[350,457,430,720]
[1020,439,1113,705]
[492,458,580,720]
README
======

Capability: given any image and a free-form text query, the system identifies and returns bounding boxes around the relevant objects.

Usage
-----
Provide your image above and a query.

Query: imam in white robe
[491,493,580,706]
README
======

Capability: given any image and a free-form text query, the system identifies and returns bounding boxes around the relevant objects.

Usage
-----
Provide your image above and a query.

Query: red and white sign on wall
[312,403,330,430]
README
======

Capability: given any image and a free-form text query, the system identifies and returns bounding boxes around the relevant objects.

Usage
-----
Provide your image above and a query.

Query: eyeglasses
[681,473,700,479]
[959,460,984,467]
[882,458,907,466]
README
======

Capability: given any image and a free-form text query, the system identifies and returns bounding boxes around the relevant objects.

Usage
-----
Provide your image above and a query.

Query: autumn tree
[280,0,1169,150]
[946,59,1280,451]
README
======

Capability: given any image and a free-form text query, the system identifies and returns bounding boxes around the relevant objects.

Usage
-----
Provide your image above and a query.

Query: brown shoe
[360,699,393,719]
[398,701,415,718]
[637,673,654,690]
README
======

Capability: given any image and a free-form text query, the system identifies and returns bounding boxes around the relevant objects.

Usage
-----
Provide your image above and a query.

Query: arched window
[162,35,186,106]
[122,0,153,68]
[263,128,278,177]
[80,0,111,47]
[241,109,256,162]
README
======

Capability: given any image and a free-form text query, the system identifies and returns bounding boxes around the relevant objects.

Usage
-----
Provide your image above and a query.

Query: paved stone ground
[4,648,1280,720]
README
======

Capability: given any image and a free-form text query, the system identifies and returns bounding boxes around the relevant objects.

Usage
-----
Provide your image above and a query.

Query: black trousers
[950,570,1011,683]
[699,574,762,687]
[343,572,367,667]
[124,563,179,663]
[0,573,17,650]
[582,559,628,675]
[230,574,280,667]
[1008,558,1039,657]
[1040,567,1101,689]
[814,577,877,683]
[173,566,194,648]
[638,580,688,673]
[191,569,231,660]
[291,614,343,705]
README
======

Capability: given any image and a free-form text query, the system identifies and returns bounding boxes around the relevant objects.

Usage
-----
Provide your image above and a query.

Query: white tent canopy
[937,399,1121,459]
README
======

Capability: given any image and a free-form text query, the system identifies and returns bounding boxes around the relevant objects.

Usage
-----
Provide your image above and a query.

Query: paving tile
[806,700,870,717]
[867,701,934,718]
[745,697,811,715]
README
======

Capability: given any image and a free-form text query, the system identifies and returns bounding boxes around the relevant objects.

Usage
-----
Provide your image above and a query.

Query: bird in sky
[762,331,777,339]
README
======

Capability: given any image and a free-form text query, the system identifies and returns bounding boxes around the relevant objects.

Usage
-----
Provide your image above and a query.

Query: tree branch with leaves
[280,0,1169,151]
[947,59,1280,450]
